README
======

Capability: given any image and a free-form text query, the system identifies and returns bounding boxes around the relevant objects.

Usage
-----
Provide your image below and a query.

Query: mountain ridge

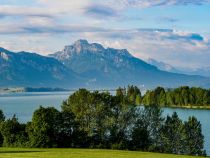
[0,39,210,88]
[148,58,210,77]
[49,39,210,88]
[0,48,83,88]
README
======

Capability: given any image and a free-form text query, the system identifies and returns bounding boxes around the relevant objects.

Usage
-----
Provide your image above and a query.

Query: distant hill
[0,47,82,88]
[147,58,210,77]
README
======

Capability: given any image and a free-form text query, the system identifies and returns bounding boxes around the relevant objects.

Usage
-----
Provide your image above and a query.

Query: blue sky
[0,0,210,69]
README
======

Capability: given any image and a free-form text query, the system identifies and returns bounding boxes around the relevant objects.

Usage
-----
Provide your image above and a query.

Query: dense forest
[0,86,207,156]
[142,86,210,107]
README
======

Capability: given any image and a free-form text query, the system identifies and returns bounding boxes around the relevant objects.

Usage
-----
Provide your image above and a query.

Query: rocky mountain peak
[51,40,134,61]
[71,39,105,54]
[74,39,89,45]
[106,48,132,58]
[50,40,106,60]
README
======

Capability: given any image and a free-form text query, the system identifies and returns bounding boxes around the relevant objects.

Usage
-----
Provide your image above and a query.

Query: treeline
[142,86,210,107]
[0,87,206,156]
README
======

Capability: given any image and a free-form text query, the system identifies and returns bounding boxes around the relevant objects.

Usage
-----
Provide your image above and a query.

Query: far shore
[150,105,210,110]
[0,87,69,93]
[1,88,210,110]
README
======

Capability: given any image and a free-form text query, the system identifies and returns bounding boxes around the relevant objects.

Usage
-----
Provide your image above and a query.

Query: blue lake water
[0,92,209,155]
[0,92,72,122]
[163,107,210,155]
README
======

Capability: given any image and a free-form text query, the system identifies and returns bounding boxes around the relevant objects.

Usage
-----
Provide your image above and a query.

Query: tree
[135,95,141,105]
[27,106,61,147]
[62,89,120,147]
[142,90,156,106]
[62,89,95,136]
[161,112,185,154]
[203,89,210,106]
[127,85,141,105]
[180,86,190,106]
[141,86,210,107]
[57,110,87,148]
[154,87,166,106]
[0,109,5,146]
[0,87,207,155]
[166,90,175,105]
[1,115,28,147]
[184,116,205,156]
[131,118,149,150]
[109,95,136,149]
[116,87,126,98]
[0,110,5,122]
[142,106,164,151]
[62,88,139,149]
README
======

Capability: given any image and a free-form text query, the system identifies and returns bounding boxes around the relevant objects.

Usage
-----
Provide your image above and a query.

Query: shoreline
[0,87,69,93]
[1,90,210,110]
[156,105,210,110]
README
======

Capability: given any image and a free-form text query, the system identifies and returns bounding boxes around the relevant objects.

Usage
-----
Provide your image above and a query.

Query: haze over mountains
[148,58,210,78]
[0,40,210,89]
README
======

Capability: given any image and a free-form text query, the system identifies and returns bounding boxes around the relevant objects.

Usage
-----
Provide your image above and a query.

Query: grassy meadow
[0,148,206,158]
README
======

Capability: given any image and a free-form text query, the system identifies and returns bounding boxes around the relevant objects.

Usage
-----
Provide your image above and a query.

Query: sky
[0,0,210,69]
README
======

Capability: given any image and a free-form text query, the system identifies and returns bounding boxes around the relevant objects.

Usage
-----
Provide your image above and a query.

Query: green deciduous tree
[0,87,206,156]
[27,106,61,147]
[131,117,150,150]
[0,109,5,146]
[142,106,164,151]
[1,115,28,147]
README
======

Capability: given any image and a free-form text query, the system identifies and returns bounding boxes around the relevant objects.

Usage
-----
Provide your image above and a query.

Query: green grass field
[0,148,206,158]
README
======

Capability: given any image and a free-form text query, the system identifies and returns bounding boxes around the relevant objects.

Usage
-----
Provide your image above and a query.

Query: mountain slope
[0,48,82,88]
[49,40,210,88]
[148,58,210,77]
[190,67,210,77]
[147,58,178,72]
[1,40,210,89]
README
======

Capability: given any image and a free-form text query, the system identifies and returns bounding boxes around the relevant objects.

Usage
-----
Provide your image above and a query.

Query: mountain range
[0,39,210,89]
[148,58,210,78]
[0,47,81,88]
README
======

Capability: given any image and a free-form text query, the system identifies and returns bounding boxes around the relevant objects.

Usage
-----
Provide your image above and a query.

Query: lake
[0,92,72,122]
[0,92,210,155]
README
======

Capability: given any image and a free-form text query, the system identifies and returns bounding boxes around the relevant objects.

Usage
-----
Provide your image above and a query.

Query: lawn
[0,148,205,158]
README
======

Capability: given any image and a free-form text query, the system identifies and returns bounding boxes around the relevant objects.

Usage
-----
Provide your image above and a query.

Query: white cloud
[0,26,210,68]
[0,0,209,69]
[37,0,91,14]
[0,5,61,18]
[100,0,210,9]
[76,29,210,68]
